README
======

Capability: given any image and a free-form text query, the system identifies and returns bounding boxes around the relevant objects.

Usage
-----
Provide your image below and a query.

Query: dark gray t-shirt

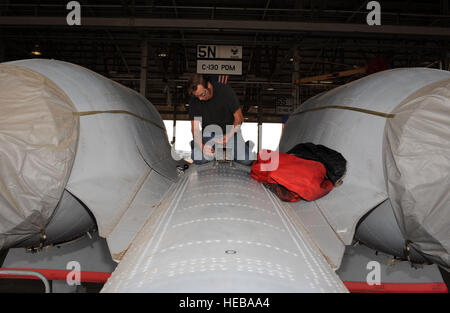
[189,82,240,135]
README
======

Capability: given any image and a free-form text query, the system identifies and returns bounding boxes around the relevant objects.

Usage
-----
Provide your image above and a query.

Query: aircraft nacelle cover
[279,68,450,268]
[0,64,78,249]
[384,78,450,270]
[0,59,179,249]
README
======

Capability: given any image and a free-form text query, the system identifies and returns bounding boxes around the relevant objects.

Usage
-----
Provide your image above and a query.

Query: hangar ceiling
[0,0,449,122]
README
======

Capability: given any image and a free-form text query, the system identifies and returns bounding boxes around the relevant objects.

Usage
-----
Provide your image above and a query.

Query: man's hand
[202,144,215,157]
[212,133,231,146]
[222,133,232,146]
[212,136,222,145]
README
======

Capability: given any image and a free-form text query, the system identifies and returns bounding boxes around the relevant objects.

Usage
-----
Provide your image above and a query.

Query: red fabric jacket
[251,150,334,202]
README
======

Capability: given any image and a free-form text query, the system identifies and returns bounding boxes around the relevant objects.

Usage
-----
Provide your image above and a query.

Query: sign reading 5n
[197,45,242,60]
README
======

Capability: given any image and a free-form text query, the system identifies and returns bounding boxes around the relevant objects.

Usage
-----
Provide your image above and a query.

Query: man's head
[188,73,213,101]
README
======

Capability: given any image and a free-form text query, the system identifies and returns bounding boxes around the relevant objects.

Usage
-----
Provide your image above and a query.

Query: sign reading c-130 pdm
[196,45,242,75]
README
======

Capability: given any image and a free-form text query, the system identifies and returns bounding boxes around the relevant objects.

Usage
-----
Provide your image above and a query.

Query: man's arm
[191,119,202,148]
[233,107,244,127]
[229,107,244,135]
[191,119,214,155]
[226,86,243,141]
[218,108,244,145]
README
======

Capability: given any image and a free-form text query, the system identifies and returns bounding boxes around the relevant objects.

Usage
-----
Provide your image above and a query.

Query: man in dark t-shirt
[187,74,253,165]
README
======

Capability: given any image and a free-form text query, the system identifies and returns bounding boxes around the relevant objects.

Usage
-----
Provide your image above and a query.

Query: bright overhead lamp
[31,44,41,56]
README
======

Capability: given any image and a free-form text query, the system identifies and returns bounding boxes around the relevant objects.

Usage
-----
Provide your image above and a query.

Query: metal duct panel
[355,200,426,264]
[17,190,96,249]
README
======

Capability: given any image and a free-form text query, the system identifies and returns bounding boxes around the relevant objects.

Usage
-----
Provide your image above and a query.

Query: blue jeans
[190,131,254,165]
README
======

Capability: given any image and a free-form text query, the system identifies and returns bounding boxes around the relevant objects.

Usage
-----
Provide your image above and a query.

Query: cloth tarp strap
[292,105,395,119]
[73,110,165,130]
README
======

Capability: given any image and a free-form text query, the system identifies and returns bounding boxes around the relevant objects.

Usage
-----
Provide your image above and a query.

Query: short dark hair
[187,73,209,95]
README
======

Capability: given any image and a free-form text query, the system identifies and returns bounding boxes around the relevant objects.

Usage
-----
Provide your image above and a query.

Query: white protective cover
[0,64,78,249]
[384,78,450,270]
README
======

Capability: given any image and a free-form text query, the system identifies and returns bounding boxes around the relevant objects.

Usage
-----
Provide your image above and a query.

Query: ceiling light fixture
[31,44,41,56]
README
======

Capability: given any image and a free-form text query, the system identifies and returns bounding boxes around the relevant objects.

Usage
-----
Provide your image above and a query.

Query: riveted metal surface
[102,162,347,293]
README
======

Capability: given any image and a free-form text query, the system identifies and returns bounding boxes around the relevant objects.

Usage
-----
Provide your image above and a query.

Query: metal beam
[292,45,300,108]
[139,38,148,96]
[257,92,263,152]
[2,17,450,37]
